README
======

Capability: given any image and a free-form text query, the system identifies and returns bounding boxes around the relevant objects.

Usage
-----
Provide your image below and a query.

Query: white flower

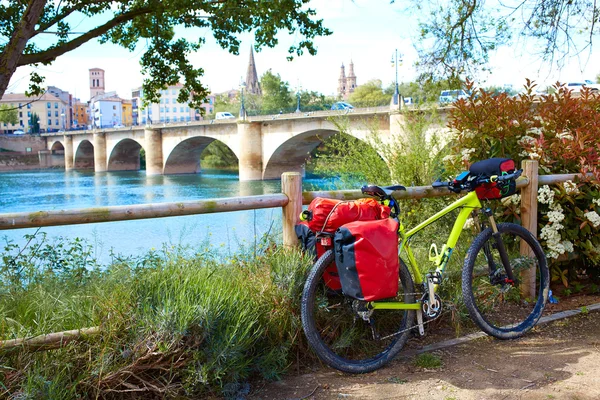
[442,154,456,163]
[461,129,477,139]
[525,127,543,136]
[584,211,600,228]
[556,131,574,140]
[461,148,476,162]
[518,135,537,145]
[563,241,574,253]
[512,120,520,127]
[463,217,475,230]
[501,194,521,207]
[592,198,600,207]
[547,210,565,224]
[563,180,579,195]
[537,185,555,205]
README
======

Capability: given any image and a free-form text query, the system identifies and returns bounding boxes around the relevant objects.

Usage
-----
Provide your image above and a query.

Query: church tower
[346,60,357,97]
[337,63,346,99]
[89,68,105,99]
[245,46,262,95]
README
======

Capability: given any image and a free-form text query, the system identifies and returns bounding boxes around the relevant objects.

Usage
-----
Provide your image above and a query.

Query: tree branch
[34,0,118,35]
[18,5,154,66]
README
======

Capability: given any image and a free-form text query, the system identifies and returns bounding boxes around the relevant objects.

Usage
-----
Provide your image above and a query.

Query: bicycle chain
[376,294,456,341]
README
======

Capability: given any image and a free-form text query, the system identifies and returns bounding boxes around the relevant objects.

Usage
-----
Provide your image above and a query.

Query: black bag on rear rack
[469,158,517,200]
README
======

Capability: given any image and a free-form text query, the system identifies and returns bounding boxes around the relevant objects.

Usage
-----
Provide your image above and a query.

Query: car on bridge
[439,89,470,104]
[216,112,236,120]
[331,102,354,111]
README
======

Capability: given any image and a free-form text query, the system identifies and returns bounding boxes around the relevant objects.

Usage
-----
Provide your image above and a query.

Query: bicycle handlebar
[432,169,523,193]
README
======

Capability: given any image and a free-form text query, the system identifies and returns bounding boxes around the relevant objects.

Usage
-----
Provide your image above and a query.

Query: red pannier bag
[333,218,399,301]
[295,221,342,290]
[303,197,390,233]
[470,158,517,200]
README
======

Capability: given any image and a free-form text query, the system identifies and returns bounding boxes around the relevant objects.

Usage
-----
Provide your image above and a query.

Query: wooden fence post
[520,159,539,299]
[282,172,302,247]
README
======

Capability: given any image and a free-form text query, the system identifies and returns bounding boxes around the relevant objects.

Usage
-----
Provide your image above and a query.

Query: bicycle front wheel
[301,250,416,373]
[462,222,549,339]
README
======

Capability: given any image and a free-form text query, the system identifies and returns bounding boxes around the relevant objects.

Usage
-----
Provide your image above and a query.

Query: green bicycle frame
[371,190,483,310]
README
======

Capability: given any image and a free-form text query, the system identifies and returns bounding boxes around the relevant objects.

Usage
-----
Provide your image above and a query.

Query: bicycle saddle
[361,184,406,197]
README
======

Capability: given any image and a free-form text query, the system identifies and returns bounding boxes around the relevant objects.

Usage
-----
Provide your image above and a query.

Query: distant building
[121,99,132,126]
[131,84,216,125]
[338,61,357,100]
[47,86,73,128]
[246,46,262,95]
[89,68,105,99]
[0,93,69,133]
[90,91,123,128]
[73,99,89,127]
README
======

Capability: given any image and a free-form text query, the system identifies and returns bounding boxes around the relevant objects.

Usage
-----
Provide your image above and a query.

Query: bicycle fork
[482,208,517,285]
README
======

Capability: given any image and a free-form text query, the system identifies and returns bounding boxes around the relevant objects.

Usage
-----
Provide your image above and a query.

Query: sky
[6,0,600,102]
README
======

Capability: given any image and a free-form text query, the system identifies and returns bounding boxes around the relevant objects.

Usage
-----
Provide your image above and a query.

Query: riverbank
[0,237,315,398]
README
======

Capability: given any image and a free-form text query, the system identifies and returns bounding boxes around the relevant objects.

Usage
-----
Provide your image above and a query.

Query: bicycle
[300,164,549,373]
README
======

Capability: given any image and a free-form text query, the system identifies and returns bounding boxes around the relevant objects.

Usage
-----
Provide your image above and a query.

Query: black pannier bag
[469,158,517,200]
[333,218,399,301]
[295,222,342,291]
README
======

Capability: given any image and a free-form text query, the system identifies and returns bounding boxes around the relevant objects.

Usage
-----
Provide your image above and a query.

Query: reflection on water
[0,169,340,262]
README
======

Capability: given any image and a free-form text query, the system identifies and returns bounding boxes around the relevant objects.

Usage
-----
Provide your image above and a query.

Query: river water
[0,169,337,263]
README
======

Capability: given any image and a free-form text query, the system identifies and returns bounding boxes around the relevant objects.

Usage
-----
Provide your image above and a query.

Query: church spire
[245,45,262,95]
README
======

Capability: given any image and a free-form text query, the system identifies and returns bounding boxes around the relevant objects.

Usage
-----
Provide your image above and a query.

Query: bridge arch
[107,138,145,171]
[262,129,340,180]
[74,140,94,170]
[163,136,238,174]
[262,128,392,180]
[50,140,64,154]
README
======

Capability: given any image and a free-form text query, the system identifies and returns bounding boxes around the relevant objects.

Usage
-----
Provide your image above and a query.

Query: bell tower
[337,63,346,99]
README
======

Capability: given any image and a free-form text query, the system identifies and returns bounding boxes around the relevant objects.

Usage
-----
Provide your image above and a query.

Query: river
[0,169,338,263]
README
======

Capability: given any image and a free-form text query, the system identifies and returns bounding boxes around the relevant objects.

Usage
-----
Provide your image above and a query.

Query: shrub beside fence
[0,159,581,351]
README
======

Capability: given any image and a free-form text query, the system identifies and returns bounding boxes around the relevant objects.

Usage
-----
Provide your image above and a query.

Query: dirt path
[251,308,600,400]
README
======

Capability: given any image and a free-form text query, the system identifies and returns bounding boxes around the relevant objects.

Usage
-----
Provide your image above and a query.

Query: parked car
[215,112,235,120]
[13,130,25,135]
[567,82,599,93]
[439,89,470,104]
[331,102,354,111]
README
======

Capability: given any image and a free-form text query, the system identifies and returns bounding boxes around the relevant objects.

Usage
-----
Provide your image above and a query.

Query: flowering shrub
[447,80,600,283]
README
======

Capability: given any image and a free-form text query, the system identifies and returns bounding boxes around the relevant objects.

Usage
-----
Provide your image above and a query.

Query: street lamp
[239,79,247,120]
[295,82,302,113]
[391,49,403,106]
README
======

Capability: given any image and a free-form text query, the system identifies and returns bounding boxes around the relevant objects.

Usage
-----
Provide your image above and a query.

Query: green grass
[0,233,314,398]
[413,352,443,369]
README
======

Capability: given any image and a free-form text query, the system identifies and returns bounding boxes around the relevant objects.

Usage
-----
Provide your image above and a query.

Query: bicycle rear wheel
[462,223,549,339]
[301,250,415,373]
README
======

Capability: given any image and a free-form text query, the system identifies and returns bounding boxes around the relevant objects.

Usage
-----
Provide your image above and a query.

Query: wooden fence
[0,159,581,351]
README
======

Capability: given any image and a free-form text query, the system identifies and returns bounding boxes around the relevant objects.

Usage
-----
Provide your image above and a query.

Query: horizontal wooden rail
[303,176,531,205]
[0,194,288,230]
[0,327,100,352]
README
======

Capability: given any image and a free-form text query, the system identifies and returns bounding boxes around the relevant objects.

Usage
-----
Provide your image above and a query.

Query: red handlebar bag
[305,197,390,233]
[470,158,517,200]
[333,218,399,301]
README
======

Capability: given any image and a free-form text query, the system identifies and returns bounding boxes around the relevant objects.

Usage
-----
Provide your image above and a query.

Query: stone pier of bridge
[45,108,447,181]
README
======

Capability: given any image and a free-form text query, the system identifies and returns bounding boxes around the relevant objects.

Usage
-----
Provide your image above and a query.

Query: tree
[260,70,294,113]
[0,0,331,108]
[0,104,18,125]
[29,112,40,133]
[596,74,600,84]
[298,91,331,111]
[409,0,600,81]
[348,80,390,107]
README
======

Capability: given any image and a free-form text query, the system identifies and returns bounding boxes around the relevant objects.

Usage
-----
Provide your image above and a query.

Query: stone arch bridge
[43,108,445,181]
